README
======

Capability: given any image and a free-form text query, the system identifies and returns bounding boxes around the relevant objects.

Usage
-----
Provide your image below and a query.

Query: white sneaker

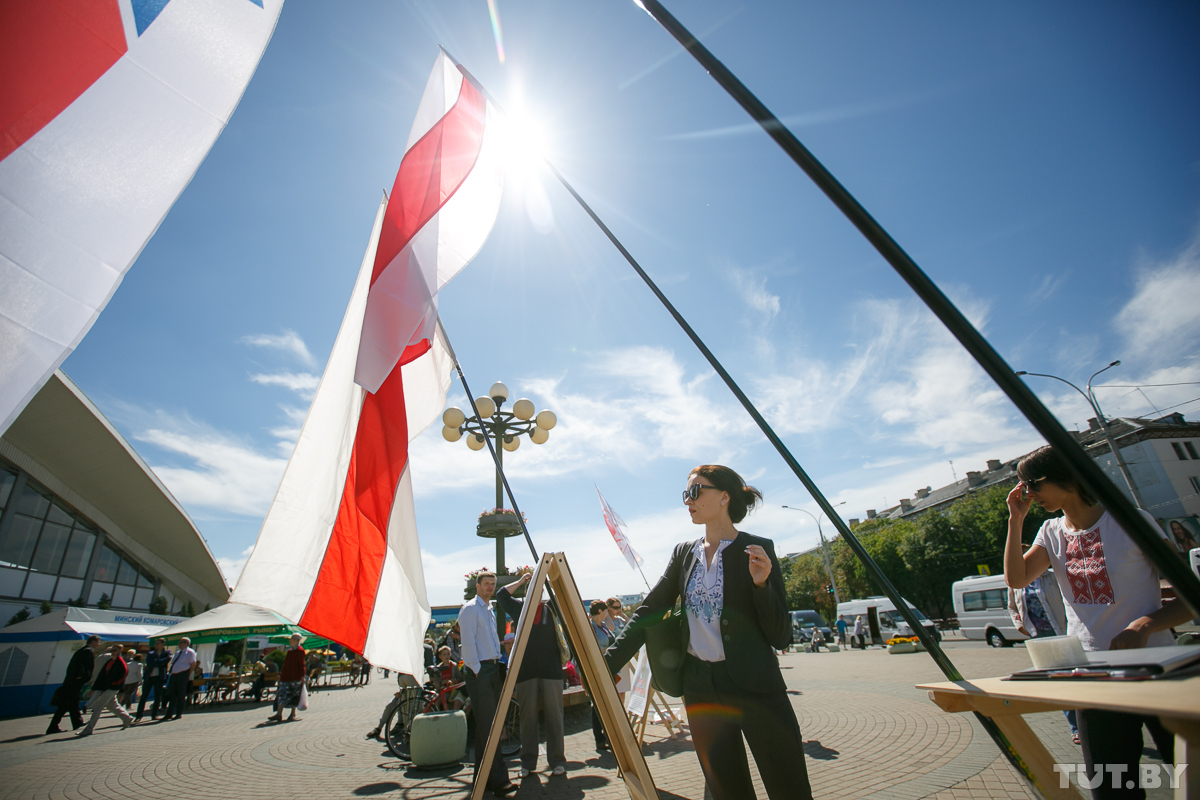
[519,768,530,778]
[551,765,566,776]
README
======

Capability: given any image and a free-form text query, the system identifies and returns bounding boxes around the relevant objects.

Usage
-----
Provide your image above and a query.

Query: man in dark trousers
[136,638,171,721]
[496,571,568,778]
[46,635,101,734]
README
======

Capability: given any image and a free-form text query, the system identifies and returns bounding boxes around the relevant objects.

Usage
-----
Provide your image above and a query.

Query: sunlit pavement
[0,639,1173,799]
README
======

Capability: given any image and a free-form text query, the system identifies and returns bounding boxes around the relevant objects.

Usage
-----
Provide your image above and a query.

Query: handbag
[643,607,685,697]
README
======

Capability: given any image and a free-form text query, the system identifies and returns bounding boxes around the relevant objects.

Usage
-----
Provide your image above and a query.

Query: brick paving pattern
[0,637,1172,799]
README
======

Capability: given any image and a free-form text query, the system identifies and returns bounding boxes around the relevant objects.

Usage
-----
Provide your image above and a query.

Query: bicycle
[383,684,520,762]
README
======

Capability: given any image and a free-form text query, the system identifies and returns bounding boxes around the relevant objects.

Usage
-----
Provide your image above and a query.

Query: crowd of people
[46,635,200,735]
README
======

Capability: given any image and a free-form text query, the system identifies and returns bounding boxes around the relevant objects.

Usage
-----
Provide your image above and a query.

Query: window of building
[0,468,15,511]
[1187,442,1199,460]
[0,646,29,686]
[1191,476,1200,495]
[0,471,147,609]
[1173,442,1188,460]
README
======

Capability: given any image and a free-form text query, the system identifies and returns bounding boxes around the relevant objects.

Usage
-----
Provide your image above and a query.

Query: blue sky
[62,1,1200,606]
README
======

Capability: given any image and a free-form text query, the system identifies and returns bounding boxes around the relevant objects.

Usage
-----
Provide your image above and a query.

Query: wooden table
[918,674,1200,800]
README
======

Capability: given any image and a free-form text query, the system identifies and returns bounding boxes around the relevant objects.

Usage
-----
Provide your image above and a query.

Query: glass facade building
[0,460,160,612]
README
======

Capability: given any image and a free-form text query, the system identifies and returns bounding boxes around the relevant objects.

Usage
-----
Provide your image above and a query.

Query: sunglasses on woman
[682,483,720,503]
[1021,477,1049,493]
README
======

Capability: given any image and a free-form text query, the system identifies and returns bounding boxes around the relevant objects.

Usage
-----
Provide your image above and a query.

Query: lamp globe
[530,427,549,445]
[442,426,463,442]
[474,397,496,418]
[489,382,509,402]
[442,407,466,428]
[512,398,535,421]
[502,436,520,452]
[466,434,486,451]
[535,410,557,430]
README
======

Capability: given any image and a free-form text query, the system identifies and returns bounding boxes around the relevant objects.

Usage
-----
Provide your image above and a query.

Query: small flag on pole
[597,485,644,572]
[231,51,504,675]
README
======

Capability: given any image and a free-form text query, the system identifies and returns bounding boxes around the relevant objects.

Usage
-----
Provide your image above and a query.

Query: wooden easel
[470,552,658,800]
[630,690,682,746]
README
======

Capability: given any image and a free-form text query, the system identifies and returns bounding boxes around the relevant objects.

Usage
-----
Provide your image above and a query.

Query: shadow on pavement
[803,739,840,760]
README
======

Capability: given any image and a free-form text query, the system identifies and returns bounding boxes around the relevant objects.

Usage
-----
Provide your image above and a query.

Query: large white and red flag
[0,0,283,435]
[597,485,644,572]
[231,52,503,675]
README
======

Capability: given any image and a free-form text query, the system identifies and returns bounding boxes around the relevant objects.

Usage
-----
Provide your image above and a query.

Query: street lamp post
[441,381,556,580]
[782,502,845,607]
[1015,361,1147,509]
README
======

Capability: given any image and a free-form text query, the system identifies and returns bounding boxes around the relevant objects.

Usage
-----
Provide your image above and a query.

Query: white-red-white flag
[0,0,283,435]
[597,486,644,572]
[231,52,503,674]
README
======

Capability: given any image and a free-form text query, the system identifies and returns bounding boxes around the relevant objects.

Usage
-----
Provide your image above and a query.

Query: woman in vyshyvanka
[1004,445,1194,800]
[604,464,812,800]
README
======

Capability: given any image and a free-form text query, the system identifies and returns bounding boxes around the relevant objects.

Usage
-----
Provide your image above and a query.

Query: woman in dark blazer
[605,464,812,800]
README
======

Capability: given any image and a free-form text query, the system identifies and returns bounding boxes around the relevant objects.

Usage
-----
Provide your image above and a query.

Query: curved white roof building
[0,371,227,625]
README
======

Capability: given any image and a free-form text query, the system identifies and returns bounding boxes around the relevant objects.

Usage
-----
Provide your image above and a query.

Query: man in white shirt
[162,637,196,722]
[458,572,516,796]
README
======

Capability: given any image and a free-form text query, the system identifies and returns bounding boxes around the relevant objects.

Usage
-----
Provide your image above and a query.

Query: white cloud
[250,371,320,399]
[731,268,781,320]
[1116,234,1200,361]
[216,545,255,589]
[135,417,288,517]
[242,330,316,366]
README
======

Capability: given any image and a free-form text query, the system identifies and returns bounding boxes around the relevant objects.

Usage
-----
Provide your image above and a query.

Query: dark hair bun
[690,465,762,523]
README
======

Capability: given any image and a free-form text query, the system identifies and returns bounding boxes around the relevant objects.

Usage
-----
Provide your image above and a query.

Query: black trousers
[683,655,813,800]
[163,672,190,718]
[136,676,165,718]
[463,661,509,789]
[1078,709,1174,800]
[47,684,84,732]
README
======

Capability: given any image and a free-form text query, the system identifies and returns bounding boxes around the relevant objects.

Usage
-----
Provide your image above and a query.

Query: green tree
[5,607,31,627]
[149,596,168,614]
[97,593,112,610]
[181,601,196,618]
[39,599,54,615]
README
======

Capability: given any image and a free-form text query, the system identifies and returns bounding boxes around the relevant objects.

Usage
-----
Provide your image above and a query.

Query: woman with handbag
[604,464,813,800]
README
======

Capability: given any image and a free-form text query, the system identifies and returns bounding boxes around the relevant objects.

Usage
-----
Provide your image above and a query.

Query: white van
[951,574,1025,647]
[835,596,940,644]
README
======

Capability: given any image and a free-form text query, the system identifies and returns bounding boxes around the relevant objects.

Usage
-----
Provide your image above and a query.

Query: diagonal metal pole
[631,0,1200,620]
[438,46,1049,790]
[436,318,539,564]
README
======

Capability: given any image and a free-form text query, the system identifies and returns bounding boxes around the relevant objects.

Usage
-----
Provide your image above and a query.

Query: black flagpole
[440,45,1040,787]
[436,318,539,564]
[631,0,1200,619]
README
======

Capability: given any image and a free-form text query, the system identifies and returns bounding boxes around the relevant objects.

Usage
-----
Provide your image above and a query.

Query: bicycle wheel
[499,700,521,758]
[383,687,423,760]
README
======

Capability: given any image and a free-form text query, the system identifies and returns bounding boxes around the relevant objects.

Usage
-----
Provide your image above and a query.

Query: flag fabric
[597,486,644,571]
[0,0,283,435]
[231,53,503,675]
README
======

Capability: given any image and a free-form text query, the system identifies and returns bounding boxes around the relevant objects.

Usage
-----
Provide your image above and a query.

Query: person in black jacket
[496,571,568,778]
[605,464,813,800]
[46,635,101,734]
[78,643,134,736]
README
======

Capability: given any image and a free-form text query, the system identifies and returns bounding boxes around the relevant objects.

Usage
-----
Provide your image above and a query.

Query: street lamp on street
[442,381,556,579]
[782,502,845,606]
[1015,361,1147,509]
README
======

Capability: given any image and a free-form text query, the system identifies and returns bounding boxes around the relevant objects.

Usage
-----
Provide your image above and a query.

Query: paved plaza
[0,638,1172,799]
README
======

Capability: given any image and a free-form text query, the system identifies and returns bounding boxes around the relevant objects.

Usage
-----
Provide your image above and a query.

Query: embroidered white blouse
[685,538,733,662]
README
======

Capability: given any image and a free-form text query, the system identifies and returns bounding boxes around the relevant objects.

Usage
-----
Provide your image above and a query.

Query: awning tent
[0,607,183,717]
[155,603,308,645]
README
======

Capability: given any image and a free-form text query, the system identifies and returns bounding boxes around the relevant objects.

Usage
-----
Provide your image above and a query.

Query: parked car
[790,610,833,644]
[951,574,1026,648]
